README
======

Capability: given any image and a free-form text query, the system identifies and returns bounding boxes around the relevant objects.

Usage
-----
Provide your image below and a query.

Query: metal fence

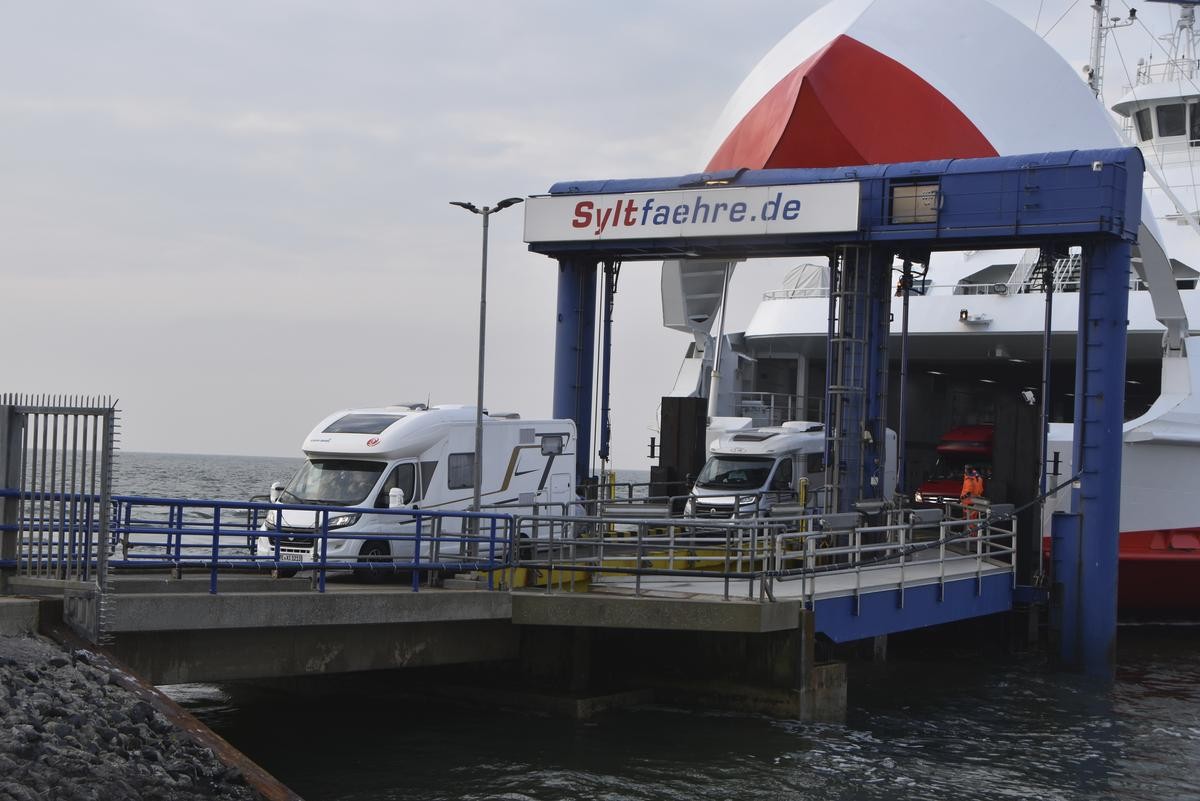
[507,502,1016,607]
[2,467,1015,608]
[0,395,117,587]
[0,489,518,594]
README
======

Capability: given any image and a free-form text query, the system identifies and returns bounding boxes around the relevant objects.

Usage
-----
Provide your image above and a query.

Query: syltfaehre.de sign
[524,181,860,243]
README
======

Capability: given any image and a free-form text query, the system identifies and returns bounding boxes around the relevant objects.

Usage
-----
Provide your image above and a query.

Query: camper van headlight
[265,509,279,528]
[327,513,361,530]
[914,491,924,504]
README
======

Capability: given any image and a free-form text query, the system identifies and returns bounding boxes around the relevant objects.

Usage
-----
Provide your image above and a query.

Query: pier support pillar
[553,258,599,485]
[519,625,594,695]
[1050,510,1082,664]
[1065,238,1130,675]
[791,610,847,721]
[872,634,888,662]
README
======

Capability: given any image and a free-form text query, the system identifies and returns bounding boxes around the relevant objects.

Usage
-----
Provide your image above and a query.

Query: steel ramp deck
[593,551,1015,642]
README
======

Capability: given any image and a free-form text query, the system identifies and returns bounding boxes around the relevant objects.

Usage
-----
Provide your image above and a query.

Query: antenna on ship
[1084,0,1138,98]
[1148,0,1200,81]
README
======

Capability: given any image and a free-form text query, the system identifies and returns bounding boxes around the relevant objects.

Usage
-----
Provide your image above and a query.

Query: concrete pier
[21,576,848,720]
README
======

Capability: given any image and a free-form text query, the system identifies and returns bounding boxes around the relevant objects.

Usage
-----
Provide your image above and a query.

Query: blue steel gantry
[525,148,1144,674]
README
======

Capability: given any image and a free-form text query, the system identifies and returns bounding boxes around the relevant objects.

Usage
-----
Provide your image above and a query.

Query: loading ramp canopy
[526,148,1143,673]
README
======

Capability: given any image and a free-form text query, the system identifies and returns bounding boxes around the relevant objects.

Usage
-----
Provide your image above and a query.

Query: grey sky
[0,1,1169,468]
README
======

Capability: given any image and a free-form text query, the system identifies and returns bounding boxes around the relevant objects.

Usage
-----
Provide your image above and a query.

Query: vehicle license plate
[280,551,306,562]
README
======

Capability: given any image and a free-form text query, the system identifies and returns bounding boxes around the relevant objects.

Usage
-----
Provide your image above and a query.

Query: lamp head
[494,197,525,211]
[450,201,480,214]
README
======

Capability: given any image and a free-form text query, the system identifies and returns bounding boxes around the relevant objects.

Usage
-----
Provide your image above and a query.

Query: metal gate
[0,395,118,599]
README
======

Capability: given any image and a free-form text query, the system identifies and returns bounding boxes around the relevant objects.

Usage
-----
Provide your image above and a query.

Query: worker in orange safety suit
[959,464,985,534]
[959,464,985,507]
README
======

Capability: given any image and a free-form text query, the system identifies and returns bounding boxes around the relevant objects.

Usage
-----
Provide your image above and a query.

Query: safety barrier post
[508,517,518,591]
[722,529,732,601]
[0,404,21,591]
[487,518,496,591]
[411,513,423,593]
[318,510,329,593]
[634,523,644,596]
[209,508,220,595]
[172,504,183,579]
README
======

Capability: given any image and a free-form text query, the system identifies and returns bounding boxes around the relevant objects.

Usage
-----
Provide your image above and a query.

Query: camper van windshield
[695,456,775,491]
[284,459,385,506]
[928,456,993,481]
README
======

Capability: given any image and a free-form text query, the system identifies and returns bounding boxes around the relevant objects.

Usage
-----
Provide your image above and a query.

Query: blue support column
[862,247,893,500]
[553,258,598,484]
[597,262,618,465]
[1066,239,1130,675]
[824,246,891,512]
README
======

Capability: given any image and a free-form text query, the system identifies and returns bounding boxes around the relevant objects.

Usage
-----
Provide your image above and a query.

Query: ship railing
[762,278,1081,300]
[0,488,514,594]
[1135,58,1200,87]
[733,392,798,427]
[507,504,1017,604]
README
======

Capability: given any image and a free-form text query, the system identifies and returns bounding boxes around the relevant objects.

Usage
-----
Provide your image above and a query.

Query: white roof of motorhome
[301,404,573,459]
[709,422,824,457]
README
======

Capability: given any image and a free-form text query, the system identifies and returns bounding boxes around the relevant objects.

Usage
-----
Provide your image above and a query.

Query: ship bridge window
[1190,102,1200,146]
[1135,108,1152,142]
[1156,103,1187,138]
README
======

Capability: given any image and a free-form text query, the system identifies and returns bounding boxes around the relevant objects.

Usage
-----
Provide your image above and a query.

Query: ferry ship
[660,0,1200,613]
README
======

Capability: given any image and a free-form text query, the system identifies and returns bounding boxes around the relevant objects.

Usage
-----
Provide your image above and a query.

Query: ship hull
[1119,529,1200,614]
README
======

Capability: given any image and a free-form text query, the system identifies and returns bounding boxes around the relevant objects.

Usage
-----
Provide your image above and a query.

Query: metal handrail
[1,488,1017,606]
[507,505,1016,607]
[0,488,514,594]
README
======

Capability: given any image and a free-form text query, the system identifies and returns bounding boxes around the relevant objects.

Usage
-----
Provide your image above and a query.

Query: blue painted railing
[0,489,513,594]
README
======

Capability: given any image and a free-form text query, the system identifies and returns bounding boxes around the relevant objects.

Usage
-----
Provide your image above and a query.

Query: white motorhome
[687,420,897,517]
[257,404,576,570]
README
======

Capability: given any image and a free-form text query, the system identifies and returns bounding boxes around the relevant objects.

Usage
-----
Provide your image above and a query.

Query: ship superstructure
[660,0,1200,612]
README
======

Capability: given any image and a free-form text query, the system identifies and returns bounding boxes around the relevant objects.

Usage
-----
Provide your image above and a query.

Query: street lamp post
[450,197,525,529]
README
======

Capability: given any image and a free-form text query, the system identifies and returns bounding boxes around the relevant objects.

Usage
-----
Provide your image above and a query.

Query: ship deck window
[1190,102,1200,146]
[1157,103,1186,137]
[1135,108,1153,141]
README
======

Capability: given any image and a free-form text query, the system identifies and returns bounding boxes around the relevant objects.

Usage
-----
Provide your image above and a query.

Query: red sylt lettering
[572,201,594,229]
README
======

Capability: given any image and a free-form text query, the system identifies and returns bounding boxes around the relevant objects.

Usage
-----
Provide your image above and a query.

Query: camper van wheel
[355,540,391,583]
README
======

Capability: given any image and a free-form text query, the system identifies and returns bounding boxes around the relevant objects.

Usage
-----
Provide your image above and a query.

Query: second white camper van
[687,420,897,517]
[257,404,577,571]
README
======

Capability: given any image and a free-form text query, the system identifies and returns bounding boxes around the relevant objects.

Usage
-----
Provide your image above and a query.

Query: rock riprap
[0,635,259,801]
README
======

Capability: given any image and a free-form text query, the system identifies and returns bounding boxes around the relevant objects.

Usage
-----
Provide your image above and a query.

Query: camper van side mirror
[269,482,284,503]
[388,487,406,509]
